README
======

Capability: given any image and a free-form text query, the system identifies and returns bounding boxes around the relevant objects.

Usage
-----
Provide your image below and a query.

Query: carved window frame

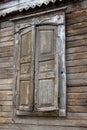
[14,12,66,117]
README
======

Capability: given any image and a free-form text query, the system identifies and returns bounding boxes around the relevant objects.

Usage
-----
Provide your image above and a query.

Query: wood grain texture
[15,26,35,112]
[35,25,59,112]
[67,39,87,48]
[1,0,87,129]
[0,20,14,129]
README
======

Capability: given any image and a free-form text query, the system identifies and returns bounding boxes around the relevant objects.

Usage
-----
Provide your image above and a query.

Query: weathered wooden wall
[66,9,87,116]
[0,21,14,128]
[0,0,87,129]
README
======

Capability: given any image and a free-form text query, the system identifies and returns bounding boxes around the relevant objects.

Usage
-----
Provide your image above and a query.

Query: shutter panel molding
[15,26,35,113]
[35,25,59,112]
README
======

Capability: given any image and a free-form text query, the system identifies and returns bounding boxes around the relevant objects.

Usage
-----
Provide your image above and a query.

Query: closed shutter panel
[35,25,59,111]
[16,26,35,111]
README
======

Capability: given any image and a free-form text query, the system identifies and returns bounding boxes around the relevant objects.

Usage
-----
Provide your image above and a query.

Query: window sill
[16,110,59,117]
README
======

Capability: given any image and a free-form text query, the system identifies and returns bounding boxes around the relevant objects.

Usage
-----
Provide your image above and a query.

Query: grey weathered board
[35,25,59,111]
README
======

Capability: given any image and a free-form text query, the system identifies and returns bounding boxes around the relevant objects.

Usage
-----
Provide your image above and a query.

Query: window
[14,13,66,117]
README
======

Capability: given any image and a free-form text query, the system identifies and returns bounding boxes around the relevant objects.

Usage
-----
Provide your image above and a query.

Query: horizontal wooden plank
[67,46,87,54]
[0,29,13,38]
[67,112,87,120]
[67,26,87,36]
[0,26,13,32]
[0,125,21,130]
[66,59,87,67]
[67,66,87,74]
[0,124,14,129]
[0,112,12,117]
[68,106,87,113]
[0,117,12,123]
[0,91,12,95]
[0,124,28,130]
[14,117,87,127]
[0,124,86,130]
[0,106,12,112]
[0,123,22,130]
[67,93,87,99]
[67,13,87,25]
[0,101,12,105]
[0,68,13,73]
[0,115,87,130]
[0,71,13,76]
[0,32,13,39]
[67,9,87,19]
[67,39,87,48]
[0,62,13,68]
[0,68,13,79]
[67,52,87,61]
[0,36,14,42]
[67,33,87,42]
[0,84,12,90]
[0,46,14,58]
[67,73,87,80]
[0,41,14,47]
[9,125,87,130]
[0,79,13,85]
[67,86,87,93]
[0,57,13,63]
[67,99,87,106]
[0,45,13,53]
[0,51,13,58]
[67,21,87,31]
[67,79,87,87]
[0,74,13,79]
[1,21,13,29]
[0,95,12,101]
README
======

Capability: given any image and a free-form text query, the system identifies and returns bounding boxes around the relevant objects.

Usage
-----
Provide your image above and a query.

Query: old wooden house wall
[0,1,87,130]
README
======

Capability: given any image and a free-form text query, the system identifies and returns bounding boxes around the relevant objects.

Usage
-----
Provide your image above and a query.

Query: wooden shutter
[16,26,35,111]
[35,25,59,111]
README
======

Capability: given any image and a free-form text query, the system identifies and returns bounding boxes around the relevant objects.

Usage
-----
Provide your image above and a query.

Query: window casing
[14,13,66,117]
